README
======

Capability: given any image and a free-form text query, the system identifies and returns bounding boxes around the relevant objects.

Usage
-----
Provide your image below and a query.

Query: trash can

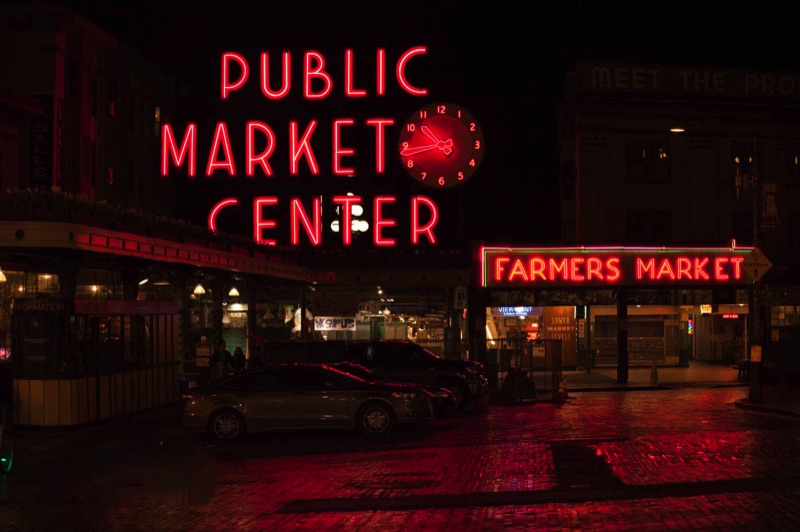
[180,373,202,393]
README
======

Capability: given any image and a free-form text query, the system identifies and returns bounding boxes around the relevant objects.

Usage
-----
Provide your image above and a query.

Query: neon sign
[481,246,757,288]
[160,47,442,247]
[498,306,534,316]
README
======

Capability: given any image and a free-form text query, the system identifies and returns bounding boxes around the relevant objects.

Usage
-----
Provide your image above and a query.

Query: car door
[240,365,353,429]
[223,368,289,431]
[283,366,352,428]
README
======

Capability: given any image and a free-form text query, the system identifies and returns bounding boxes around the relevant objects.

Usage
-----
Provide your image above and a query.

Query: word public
[159,47,435,247]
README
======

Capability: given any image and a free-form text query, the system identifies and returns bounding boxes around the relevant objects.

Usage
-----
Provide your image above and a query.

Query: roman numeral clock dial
[399,103,485,189]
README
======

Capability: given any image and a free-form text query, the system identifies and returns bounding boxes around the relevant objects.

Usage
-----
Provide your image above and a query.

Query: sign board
[13,298,70,314]
[453,286,467,309]
[532,346,545,357]
[482,246,755,288]
[195,342,212,367]
[314,316,356,331]
[740,247,773,283]
[750,345,762,362]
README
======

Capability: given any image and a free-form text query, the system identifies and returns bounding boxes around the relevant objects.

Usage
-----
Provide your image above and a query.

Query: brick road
[3,387,800,531]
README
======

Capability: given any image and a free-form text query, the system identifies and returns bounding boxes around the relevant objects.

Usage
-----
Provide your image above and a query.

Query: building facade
[553,61,800,379]
[0,5,472,427]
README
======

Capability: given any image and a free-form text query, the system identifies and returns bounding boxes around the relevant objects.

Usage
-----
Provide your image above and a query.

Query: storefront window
[0,270,61,362]
[75,268,121,299]
[771,305,800,326]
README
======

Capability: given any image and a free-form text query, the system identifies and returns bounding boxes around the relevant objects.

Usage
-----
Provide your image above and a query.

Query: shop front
[474,244,763,383]
[0,219,326,428]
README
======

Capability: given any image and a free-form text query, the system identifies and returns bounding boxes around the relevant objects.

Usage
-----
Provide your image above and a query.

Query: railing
[483,337,563,402]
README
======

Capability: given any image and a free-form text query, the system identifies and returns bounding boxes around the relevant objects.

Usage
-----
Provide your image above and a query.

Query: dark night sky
[58,1,800,246]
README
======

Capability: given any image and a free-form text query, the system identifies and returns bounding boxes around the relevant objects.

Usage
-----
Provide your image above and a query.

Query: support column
[616,288,629,384]
[246,276,259,367]
[467,286,488,364]
[120,267,140,301]
[173,271,191,372]
[300,284,310,340]
[210,276,224,351]
[57,260,78,300]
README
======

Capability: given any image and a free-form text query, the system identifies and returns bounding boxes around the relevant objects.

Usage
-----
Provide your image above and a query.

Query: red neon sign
[481,246,755,288]
[209,195,439,247]
[161,46,440,247]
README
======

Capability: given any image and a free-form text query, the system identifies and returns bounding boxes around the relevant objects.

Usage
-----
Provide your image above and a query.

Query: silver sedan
[181,363,434,443]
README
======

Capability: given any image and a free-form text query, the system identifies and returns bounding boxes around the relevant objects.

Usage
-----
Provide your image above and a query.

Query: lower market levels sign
[481,245,768,288]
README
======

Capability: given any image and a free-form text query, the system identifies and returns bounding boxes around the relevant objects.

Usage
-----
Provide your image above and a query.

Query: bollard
[556,376,568,403]
[650,357,658,384]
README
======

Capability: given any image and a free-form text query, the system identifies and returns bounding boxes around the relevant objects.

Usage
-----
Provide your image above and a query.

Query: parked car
[329,361,458,417]
[255,338,489,411]
[180,363,434,443]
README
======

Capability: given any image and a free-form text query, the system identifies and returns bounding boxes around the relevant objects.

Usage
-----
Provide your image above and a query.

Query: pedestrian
[210,340,233,380]
[232,346,246,372]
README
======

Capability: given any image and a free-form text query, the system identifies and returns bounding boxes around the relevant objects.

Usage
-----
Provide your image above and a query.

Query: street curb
[734,399,800,418]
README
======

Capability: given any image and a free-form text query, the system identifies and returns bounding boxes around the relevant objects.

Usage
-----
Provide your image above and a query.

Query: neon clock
[398,102,485,189]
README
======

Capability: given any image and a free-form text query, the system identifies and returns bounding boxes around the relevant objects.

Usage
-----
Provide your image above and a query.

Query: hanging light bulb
[228,286,240,297]
[193,283,206,295]
[0,268,6,283]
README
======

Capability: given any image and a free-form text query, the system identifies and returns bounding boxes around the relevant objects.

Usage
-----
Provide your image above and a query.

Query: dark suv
[257,339,488,410]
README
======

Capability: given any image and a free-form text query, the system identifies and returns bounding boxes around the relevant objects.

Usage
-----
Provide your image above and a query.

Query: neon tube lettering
[411,196,438,244]
[161,123,196,177]
[373,196,397,246]
[206,122,236,176]
[290,197,322,246]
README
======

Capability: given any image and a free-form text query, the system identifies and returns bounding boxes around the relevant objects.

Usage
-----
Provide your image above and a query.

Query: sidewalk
[490,359,800,418]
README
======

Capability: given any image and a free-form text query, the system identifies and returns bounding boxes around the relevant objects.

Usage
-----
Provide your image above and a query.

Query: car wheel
[356,401,396,436]
[445,383,471,411]
[209,409,246,443]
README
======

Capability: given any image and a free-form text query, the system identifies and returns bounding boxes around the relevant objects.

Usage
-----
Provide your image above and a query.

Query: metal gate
[486,338,562,402]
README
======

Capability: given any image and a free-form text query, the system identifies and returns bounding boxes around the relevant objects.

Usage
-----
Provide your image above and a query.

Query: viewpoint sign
[481,245,769,288]
[159,46,460,248]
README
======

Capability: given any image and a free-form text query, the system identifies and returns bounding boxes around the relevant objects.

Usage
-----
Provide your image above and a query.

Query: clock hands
[420,126,453,155]
[401,144,441,156]
[420,126,440,144]
[400,126,453,157]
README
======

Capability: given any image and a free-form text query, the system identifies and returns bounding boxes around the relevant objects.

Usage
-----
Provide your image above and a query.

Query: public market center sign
[159,46,452,248]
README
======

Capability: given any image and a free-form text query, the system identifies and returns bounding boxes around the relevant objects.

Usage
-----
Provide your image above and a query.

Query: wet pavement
[2,371,800,531]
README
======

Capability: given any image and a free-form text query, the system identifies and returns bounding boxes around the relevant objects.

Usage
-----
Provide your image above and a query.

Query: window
[227,369,280,388]
[781,142,800,186]
[771,306,800,327]
[626,138,671,184]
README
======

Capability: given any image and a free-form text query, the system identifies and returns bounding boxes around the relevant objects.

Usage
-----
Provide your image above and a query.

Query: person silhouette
[232,346,246,372]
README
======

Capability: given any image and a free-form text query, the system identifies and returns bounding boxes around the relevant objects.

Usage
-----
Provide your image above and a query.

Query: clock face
[398,103,485,189]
